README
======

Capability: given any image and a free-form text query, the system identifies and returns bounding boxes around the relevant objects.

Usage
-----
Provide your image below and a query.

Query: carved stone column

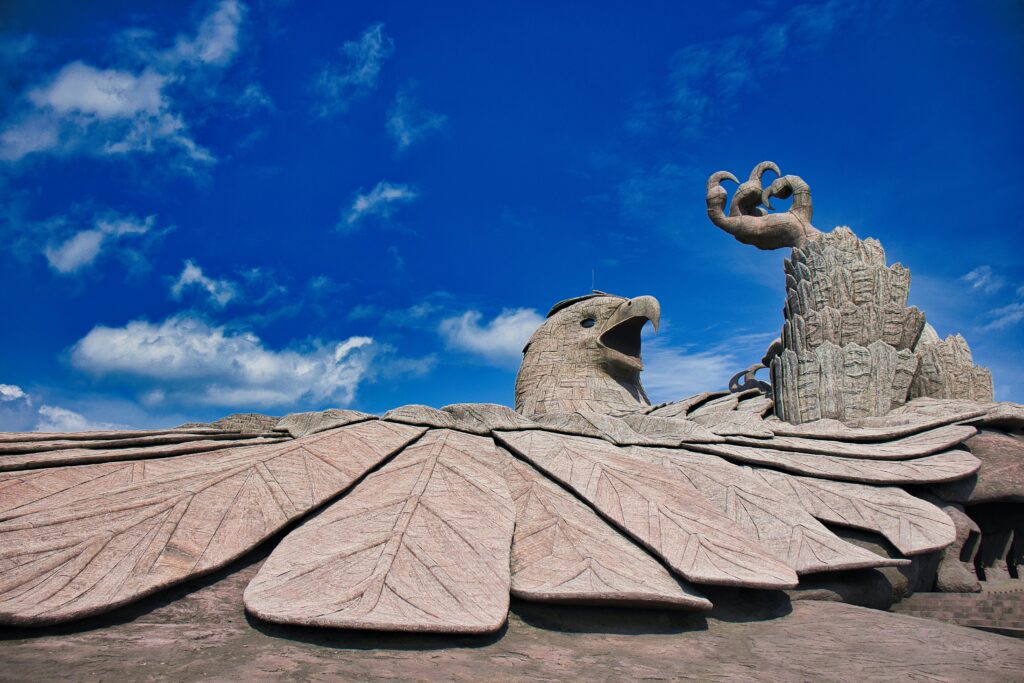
[771,228,925,423]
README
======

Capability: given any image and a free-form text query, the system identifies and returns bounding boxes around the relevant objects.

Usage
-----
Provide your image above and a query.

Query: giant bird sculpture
[1,164,1021,635]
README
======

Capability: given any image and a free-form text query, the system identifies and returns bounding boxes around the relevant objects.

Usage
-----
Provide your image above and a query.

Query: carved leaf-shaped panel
[751,468,956,555]
[688,442,980,485]
[500,447,710,609]
[244,429,514,634]
[0,420,424,626]
[495,430,798,589]
[726,424,977,460]
[635,448,905,574]
[0,434,291,472]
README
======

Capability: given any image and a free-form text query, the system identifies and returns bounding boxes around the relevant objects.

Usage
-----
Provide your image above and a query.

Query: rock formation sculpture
[706,161,993,422]
[0,164,1020,638]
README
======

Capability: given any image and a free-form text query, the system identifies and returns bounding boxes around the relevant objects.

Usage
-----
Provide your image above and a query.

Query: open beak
[598,295,660,370]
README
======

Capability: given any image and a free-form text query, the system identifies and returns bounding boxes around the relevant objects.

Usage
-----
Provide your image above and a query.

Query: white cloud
[962,265,1005,294]
[0,384,27,401]
[0,0,246,169]
[641,337,739,402]
[43,213,157,274]
[170,259,238,307]
[439,308,544,365]
[0,383,126,432]
[171,0,244,67]
[341,181,418,229]
[29,62,166,119]
[34,405,125,432]
[70,314,382,408]
[983,301,1024,331]
[313,23,393,117]
[387,88,446,151]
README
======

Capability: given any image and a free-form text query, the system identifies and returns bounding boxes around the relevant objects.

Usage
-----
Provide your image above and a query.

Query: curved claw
[747,161,780,183]
[706,171,739,191]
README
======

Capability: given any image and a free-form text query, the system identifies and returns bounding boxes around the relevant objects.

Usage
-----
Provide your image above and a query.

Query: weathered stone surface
[925,498,982,593]
[688,441,980,484]
[382,404,459,430]
[636,447,903,574]
[0,434,290,472]
[208,413,281,432]
[442,403,538,433]
[911,333,994,402]
[0,420,424,626]
[0,430,282,456]
[727,423,977,460]
[495,430,800,589]
[689,410,775,438]
[644,391,730,418]
[767,405,986,441]
[0,427,235,443]
[273,409,375,438]
[620,413,725,444]
[930,429,1024,503]
[534,410,651,445]
[500,448,711,609]
[245,429,514,633]
[751,468,956,555]
[5,554,1024,682]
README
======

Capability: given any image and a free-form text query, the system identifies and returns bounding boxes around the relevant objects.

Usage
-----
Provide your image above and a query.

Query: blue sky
[1,0,1022,430]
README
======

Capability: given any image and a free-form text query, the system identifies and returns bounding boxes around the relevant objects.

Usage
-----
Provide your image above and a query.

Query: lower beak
[598,296,661,364]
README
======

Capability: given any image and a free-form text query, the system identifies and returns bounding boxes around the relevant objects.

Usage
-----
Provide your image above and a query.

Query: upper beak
[601,295,660,336]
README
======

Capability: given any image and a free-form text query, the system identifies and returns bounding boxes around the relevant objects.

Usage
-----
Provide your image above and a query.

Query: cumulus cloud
[34,405,125,432]
[43,213,159,274]
[439,308,544,365]
[313,23,393,117]
[0,0,246,169]
[70,315,385,408]
[640,337,739,402]
[341,181,418,230]
[387,88,447,151]
[0,383,125,432]
[170,259,238,307]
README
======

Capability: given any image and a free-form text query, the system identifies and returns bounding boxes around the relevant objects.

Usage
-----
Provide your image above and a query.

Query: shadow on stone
[510,598,710,634]
[0,543,274,641]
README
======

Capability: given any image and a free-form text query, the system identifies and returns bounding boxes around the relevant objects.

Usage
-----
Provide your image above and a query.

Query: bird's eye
[580,318,596,328]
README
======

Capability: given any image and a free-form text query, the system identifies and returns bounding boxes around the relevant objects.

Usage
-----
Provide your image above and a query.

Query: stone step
[891,589,1024,635]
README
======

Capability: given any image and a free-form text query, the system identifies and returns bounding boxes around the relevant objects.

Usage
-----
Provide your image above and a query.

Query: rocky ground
[4,547,1023,682]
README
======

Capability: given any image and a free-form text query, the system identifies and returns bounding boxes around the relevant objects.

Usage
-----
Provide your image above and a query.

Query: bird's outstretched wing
[0,394,1010,632]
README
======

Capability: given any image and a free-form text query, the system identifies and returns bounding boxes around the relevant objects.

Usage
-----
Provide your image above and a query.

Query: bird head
[514,292,661,418]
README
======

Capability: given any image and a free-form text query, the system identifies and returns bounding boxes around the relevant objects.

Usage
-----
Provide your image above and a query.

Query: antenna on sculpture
[591,268,595,292]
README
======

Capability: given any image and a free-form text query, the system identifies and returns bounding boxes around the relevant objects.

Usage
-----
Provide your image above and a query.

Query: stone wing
[244,429,515,634]
[0,396,1000,632]
[0,416,422,625]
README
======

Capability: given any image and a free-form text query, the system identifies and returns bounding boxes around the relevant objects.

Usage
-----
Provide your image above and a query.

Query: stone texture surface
[272,409,374,438]
[688,440,980,484]
[751,468,956,555]
[0,434,290,471]
[500,448,711,610]
[930,429,1024,504]
[244,429,515,634]
[911,333,994,402]
[4,554,1024,682]
[496,430,800,589]
[0,420,424,625]
[636,447,902,574]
